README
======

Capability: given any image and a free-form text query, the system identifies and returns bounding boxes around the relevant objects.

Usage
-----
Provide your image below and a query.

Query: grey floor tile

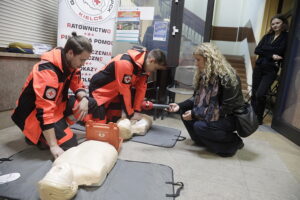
[178,179,250,200]
[249,190,300,200]
[237,139,289,172]
[1,115,300,200]
[243,165,300,198]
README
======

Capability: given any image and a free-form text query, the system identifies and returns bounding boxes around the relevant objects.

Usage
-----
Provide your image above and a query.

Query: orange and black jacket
[11,48,85,144]
[89,49,149,118]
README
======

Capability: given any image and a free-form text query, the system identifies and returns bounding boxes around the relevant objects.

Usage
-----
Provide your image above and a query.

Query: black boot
[257,115,263,125]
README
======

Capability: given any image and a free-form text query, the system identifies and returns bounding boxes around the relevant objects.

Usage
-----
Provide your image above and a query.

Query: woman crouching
[168,43,245,157]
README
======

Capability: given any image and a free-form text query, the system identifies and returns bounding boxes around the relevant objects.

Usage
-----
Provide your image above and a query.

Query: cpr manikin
[117,114,153,140]
[38,140,118,200]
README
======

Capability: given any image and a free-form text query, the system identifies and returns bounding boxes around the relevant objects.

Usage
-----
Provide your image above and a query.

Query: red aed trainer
[85,121,123,152]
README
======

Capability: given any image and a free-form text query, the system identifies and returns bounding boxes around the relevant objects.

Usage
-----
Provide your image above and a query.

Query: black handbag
[234,103,259,137]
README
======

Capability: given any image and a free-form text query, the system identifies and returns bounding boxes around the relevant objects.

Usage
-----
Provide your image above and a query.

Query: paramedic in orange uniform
[89,48,167,123]
[11,32,94,159]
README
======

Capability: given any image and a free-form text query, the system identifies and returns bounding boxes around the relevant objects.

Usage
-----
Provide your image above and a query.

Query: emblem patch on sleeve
[122,74,132,84]
[43,86,58,101]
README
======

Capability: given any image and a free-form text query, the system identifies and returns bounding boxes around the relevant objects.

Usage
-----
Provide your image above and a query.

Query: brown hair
[268,14,289,34]
[64,32,92,55]
[148,49,167,67]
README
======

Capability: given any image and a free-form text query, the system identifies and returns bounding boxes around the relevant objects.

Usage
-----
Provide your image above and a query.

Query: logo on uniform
[122,75,132,84]
[43,86,57,101]
[67,0,117,23]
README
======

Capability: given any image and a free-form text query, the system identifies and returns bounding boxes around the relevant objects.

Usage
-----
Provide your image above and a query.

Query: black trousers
[180,109,242,155]
[251,64,278,121]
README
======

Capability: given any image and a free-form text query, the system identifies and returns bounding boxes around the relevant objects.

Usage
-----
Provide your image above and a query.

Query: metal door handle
[172,26,179,36]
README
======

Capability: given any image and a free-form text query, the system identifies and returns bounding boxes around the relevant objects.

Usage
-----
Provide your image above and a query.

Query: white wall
[212,41,241,55]
[212,0,266,56]
[212,0,243,27]
[213,0,266,41]
[212,0,266,89]
[184,0,208,20]
[240,0,266,43]
[212,0,244,55]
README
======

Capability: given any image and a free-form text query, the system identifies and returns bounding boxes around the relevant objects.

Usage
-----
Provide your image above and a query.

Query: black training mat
[0,148,53,200]
[71,123,184,148]
[0,148,181,200]
[76,160,177,200]
[70,123,86,132]
[130,125,183,148]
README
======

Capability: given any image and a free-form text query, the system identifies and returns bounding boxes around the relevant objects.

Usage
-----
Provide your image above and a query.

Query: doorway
[272,1,300,145]
[112,0,213,103]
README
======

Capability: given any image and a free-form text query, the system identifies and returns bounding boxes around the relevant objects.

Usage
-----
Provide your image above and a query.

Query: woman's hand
[168,103,180,112]
[182,110,192,121]
[73,97,89,121]
[272,54,283,60]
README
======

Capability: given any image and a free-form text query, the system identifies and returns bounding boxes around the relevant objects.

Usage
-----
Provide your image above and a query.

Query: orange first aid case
[85,121,123,152]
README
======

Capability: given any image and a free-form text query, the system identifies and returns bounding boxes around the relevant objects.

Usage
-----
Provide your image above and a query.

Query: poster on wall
[115,11,140,43]
[153,21,169,41]
[57,0,119,87]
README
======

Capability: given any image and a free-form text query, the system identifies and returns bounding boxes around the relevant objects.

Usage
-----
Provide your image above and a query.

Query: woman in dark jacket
[168,43,245,157]
[251,14,289,124]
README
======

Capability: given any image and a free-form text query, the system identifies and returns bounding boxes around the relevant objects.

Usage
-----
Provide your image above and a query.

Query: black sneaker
[238,141,244,150]
[25,137,49,150]
[36,141,49,150]
[257,116,263,125]
[77,120,86,126]
[217,152,236,157]
[194,140,206,147]
[216,141,244,157]
[25,137,34,145]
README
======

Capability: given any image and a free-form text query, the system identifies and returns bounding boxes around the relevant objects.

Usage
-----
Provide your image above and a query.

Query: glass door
[112,0,184,104]
[112,0,172,57]
[176,0,209,90]
[112,0,213,104]
[167,0,211,103]
[272,3,300,145]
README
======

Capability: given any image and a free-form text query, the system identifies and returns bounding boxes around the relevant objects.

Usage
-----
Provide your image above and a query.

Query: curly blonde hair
[193,43,238,89]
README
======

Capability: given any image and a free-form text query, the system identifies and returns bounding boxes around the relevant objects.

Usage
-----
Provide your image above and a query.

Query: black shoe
[238,141,244,150]
[25,137,34,145]
[77,120,86,126]
[257,116,263,125]
[217,152,236,157]
[194,140,206,147]
[216,142,244,157]
[25,137,49,150]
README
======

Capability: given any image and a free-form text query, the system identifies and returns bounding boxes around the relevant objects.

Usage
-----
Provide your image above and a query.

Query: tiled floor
[0,115,300,200]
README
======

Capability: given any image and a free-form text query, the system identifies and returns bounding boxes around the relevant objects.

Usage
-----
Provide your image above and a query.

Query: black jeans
[180,109,242,155]
[251,64,278,121]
